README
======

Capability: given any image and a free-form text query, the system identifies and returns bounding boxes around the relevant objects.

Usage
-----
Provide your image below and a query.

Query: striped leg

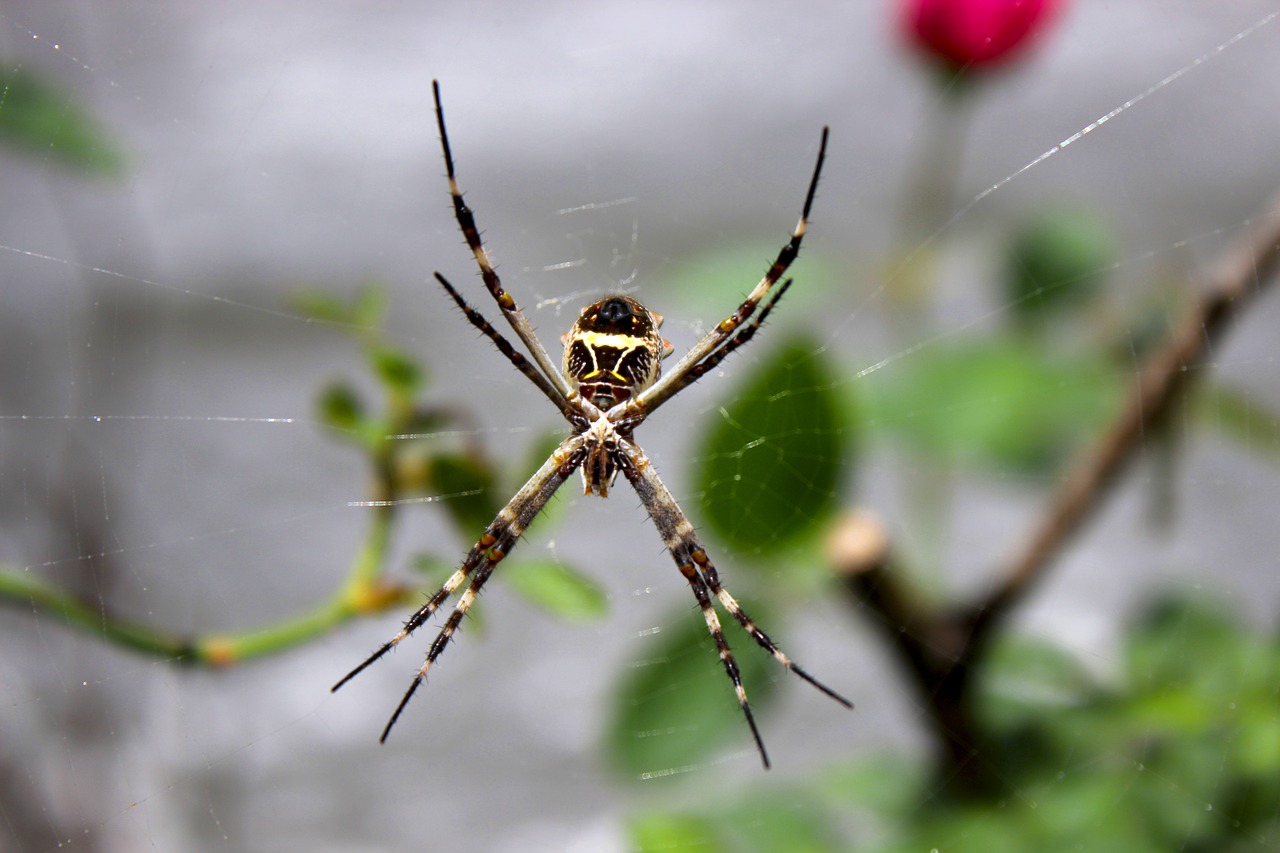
[378,558,500,741]
[331,537,489,693]
[332,435,585,700]
[617,438,850,768]
[432,80,571,400]
[626,127,828,418]
[611,279,794,434]
[673,540,771,767]
[433,272,576,420]
[696,552,852,709]
[375,436,584,741]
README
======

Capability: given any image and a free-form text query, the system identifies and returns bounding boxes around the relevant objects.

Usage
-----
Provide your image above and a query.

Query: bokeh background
[3,2,1280,851]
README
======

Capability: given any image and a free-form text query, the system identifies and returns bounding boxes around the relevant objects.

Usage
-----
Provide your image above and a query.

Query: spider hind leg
[675,552,773,768]
[617,439,851,768]
[694,548,853,709]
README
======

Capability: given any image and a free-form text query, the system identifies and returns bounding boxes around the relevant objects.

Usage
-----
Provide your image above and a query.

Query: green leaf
[608,602,780,778]
[425,452,499,537]
[292,285,389,332]
[292,290,358,325]
[1004,208,1114,325]
[370,345,425,395]
[628,812,725,853]
[864,339,1119,472]
[663,244,839,320]
[712,794,840,853]
[503,558,607,621]
[352,286,388,330]
[1198,382,1280,464]
[695,337,848,555]
[1125,595,1237,691]
[979,635,1095,735]
[0,65,125,177]
[818,755,925,818]
[317,382,364,433]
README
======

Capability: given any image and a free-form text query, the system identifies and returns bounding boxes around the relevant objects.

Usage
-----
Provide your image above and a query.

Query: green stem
[0,569,196,659]
[0,501,406,667]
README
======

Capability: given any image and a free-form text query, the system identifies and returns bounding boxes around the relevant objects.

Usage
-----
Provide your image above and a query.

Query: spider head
[562,295,674,411]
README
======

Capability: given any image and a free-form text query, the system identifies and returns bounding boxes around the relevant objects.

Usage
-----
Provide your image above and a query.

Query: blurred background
[2,2,1279,851]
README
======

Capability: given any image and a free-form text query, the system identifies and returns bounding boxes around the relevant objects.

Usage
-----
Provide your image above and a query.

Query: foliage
[862,338,1120,472]
[696,336,851,554]
[298,285,603,623]
[0,63,125,176]
[0,286,602,665]
[607,338,850,774]
[1004,208,1115,326]
[625,594,1280,852]
[608,597,781,777]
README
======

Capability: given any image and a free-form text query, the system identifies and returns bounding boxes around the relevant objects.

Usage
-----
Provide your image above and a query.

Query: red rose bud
[903,0,1063,73]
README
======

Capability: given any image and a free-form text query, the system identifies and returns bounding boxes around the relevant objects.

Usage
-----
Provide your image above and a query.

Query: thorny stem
[835,185,1280,795]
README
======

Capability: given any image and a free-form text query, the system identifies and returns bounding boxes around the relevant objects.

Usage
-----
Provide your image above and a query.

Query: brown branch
[975,189,1280,629]
[829,512,1003,794]
[831,186,1280,797]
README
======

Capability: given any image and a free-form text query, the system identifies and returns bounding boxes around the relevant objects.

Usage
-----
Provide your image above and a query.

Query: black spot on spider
[581,296,655,335]
[597,297,634,327]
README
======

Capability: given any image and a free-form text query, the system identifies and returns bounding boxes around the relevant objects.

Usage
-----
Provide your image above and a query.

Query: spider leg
[332,435,586,697]
[434,272,580,423]
[623,127,828,419]
[378,436,586,741]
[432,80,571,400]
[380,557,499,742]
[616,438,850,768]
[611,279,793,433]
[675,542,771,767]
[697,552,853,709]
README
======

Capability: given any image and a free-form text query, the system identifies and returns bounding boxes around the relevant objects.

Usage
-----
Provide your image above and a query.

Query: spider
[332,80,851,769]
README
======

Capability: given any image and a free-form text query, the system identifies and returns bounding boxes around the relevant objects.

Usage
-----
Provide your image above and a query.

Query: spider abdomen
[562,296,669,411]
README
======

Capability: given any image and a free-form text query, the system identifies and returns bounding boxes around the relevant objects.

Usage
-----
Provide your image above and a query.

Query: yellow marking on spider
[338,88,844,764]
[581,368,629,383]
[575,331,650,350]
[572,331,650,380]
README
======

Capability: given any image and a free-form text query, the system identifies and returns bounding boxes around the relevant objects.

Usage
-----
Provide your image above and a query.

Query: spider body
[332,81,850,769]
[562,295,670,413]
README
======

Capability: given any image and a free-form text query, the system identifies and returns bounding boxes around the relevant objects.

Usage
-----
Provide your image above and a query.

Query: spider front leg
[433,272,582,423]
[432,80,571,400]
[623,126,828,420]
[617,439,851,769]
[609,279,795,436]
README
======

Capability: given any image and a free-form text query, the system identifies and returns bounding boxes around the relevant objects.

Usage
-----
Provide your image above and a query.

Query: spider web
[3,3,1280,851]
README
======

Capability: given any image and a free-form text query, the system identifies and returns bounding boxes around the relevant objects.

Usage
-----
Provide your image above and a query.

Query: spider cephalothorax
[333,81,850,769]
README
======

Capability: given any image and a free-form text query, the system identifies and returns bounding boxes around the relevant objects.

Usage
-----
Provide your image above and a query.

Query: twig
[832,185,1280,795]
[0,506,414,666]
[976,189,1280,627]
